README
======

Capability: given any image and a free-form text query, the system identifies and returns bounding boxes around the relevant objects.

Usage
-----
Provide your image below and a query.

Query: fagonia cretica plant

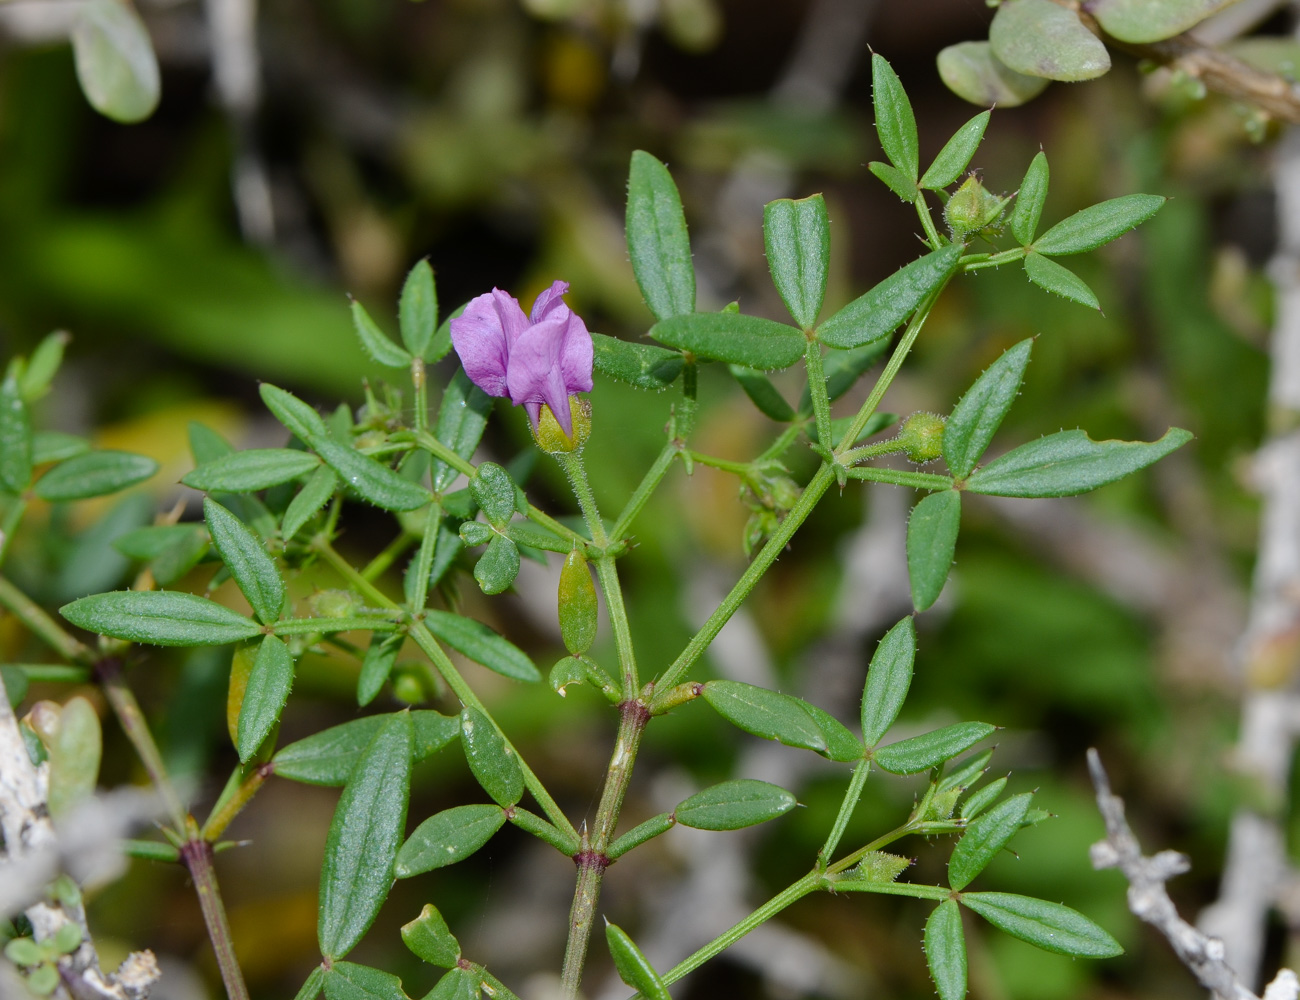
[0,54,1189,1000]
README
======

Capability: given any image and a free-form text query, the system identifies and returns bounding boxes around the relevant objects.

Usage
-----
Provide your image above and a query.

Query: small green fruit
[898,412,946,463]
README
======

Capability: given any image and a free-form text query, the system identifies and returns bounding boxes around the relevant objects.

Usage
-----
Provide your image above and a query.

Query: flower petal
[530,280,571,323]
[557,310,594,394]
[506,315,567,408]
[450,290,528,397]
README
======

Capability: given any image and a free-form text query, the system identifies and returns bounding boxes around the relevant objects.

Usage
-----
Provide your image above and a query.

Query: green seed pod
[558,548,598,655]
[898,411,946,464]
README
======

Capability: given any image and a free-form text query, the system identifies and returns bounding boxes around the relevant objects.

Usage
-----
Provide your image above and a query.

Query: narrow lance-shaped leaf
[431,370,492,492]
[861,616,916,746]
[0,368,32,492]
[606,923,671,1000]
[204,497,285,624]
[943,339,1034,479]
[1032,194,1166,256]
[817,245,962,349]
[920,110,990,191]
[61,591,262,646]
[989,0,1111,82]
[962,428,1192,497]
[35,451,159,501]
[72,0,160,124]
[873,721,996,775]
[19,331,69,403]
[801,702,866,762]
[237,635,295,763]
[1024,253,1100,310]
[907,490,961,613]
[626,150,696,321]
[872,54,919,181]
[460,707,524,806]
[925,900,968,1000]
[282,466,339,542]
[650,313,806,371]
[350,299,411,368]
[399,260,439,361]
[318,712,413,960]
[272,711,459,786]
[764,194,830,329]
[948,792,1033,891]
[673,779,797,831]
[32,431,89,466]
[395,803,506,878]
[1009,151,1049,246]
[591,332,683,390]
[730,365,795,422]
[870,161,918,203]
[703,680,827,753]
[260,383,328,441]
[184,449,322,493]
[402,904,460,968]
[309,435,431,512]
[424,610,540,682]
[357,634,401,707]
[960,892,1122,958]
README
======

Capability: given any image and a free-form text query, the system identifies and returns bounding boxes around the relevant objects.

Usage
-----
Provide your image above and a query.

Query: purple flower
[450,280,594,436]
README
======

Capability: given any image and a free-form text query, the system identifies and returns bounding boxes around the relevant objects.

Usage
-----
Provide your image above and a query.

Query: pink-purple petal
[557,312,594,394]
[530,280,570,323]
[450,291,512,397]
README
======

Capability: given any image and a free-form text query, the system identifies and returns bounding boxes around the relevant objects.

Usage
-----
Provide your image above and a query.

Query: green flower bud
[944,176,1009,239]
[558,548,598,655]
[898,411,946,464]
[533,397,592,454]
[309,589,359,618]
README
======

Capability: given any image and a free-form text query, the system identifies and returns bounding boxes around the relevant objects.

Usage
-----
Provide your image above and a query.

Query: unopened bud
[898,412,945,464]
[944,176,1009,238]
[533,397,592,454]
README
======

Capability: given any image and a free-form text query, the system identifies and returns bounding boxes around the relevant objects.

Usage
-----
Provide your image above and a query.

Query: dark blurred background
[0,0,1287,997]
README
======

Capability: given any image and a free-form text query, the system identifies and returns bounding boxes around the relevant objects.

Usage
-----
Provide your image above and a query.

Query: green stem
[0,574,89,664]
[595,556,639,697]
[508,806,580,854]
[837,439,906,466]
[610,438,680,541]
[803,339,834,452]
[819,758,871,866]
[556,451,608,548]
[650,462,836,699]
[7,664,90,683]
[201,764,269,841]
[361,532,416,582]
[916,196,945,249]
[412,358,429,436]
[844,467,953,490]
[0,497,27,567]
[272,615,402,635]
[757,421,807,464]
[315,543,396,608]
[686,452,752,476]
[961,247,1026,272]
[182,837,251,1000]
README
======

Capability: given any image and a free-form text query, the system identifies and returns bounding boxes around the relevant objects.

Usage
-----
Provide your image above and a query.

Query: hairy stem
[844,467,953,490]
[182,837,250,1000]
[201,763,270,841]
[0,573,89,664]
[595,556,639,697]
[819,758,871,866]
[556,450,608,548]
[804,338,834,450]
[610,438,680,541]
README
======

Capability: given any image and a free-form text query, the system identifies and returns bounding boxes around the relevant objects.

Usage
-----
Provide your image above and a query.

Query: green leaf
[943,339,1033,478]
[460,707,524,806]
[283,466,340,541]
[626,150,696,322]
[730,366,795,422]
[925,901,968,1000]
[961,776,1008,820]
[938,41,1050,108]
[260,384,328,442]
[19,332,70,403]
[351,299,411,368]
[310,435,431,512]
[34,450,158,501]
[71,0,160,123]
[424,967,480,1000]
[189,421,234,463]
[474,534,520,595]
[33,431,90,465]
[960,893,1122,958]
[358,634,401,707]
[395,803,505,878]
[948,792,1033,891]
[428,518,464,591]
[703,680,827,753]
[860,616,916,747]
[323,961,408,1000]
[400,260,439,361]
[1,665,28,707]
[869,161,918,203]
[907,490,961,612]
[873,722,996,774]
[469,463,519,526]
[1024,253,1099,310]
[962,428,1192,497]
[800,702,866,761]
[1009,152,1049,246]
[920,111,991,191]
[1032,194,1165,256]
[204,498,285,624]
[431,371,493,492]
[61,590,261,646]
[989,0,1111,81]
[764,194,831,329]
[1091,0,1238,43]
[318,712,413,960]
[558,549,598,655]
[939,749,993,795]
[872,54,919,181]
[817,245,962,349]
[0,370,32,492]
[673,779,797,831]
[184,449,322,492]
[606,923,670,1000]
[402,904,461,968]
[650,313,806,371]
[293,965,326,1000]
[46,696,102,817]
[236,635,295,763]
[591,333,684,390]
[272,711,459,785]
[424,610,540,682]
